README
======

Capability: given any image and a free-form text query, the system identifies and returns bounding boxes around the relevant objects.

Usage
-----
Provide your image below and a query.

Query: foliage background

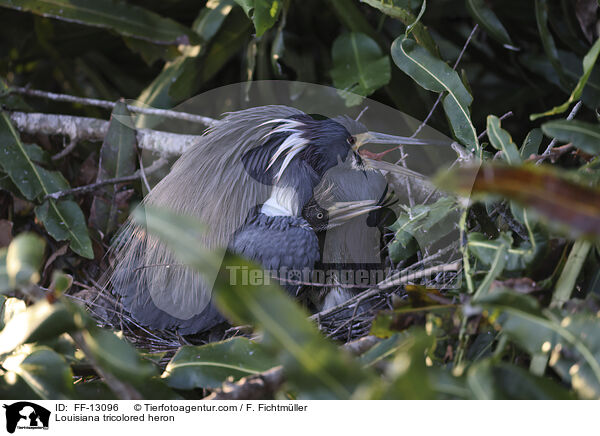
[0,0,599,399]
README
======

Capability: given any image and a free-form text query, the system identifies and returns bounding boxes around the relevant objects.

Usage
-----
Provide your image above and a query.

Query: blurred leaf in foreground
[163,337,276,390]
[436,164,600,238]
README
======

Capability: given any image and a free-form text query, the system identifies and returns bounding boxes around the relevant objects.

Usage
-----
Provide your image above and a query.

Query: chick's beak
[325,199,381,228]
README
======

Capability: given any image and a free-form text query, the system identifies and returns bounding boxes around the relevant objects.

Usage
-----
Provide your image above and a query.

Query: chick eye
[316,212,324,220]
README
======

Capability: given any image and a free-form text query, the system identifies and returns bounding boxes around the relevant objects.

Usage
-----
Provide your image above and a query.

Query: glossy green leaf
[35,200,93,259]
[0,0,200,45]
[163,337,276,389]
[391,37,478,151]
[90,102,137,236]
[0,113,93,259]
[360,0,437,54]
[0,300,81,354]
[486,115,522,165]
[465,0,513,47]
[2,346,75,399]
[5,233,45,289]
[541,119,600,155]
[521,128,543,158]
[330,32,391,106]
[531,37,600,120]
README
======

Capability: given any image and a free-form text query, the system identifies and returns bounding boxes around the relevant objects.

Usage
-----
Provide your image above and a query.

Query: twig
[138,154,152,193]
[45,158,167,200]
[204,366,284,400]
[539,100,582,159]
[477,111,514,140]
[309,261,462,321]
[8,111,201,157]
[9,86,217,126]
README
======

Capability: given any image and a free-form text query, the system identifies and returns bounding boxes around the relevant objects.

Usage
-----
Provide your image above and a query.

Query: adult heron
[107,106,430,334]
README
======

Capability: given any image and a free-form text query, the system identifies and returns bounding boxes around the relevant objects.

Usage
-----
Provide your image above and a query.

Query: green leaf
[0,250,7,293]
[534,0,572,90]
[136,7,249,122]
[5,233,45,289]
[233,0,280,36]
[467,359,573,399]
[477,289,600,399]
[2,346,75,399]
[391,37,478,151]
[0,0,201,45]
[0,300,81,354]
[194,0,237,42]
[90,102,137,236]
[330,32,391,106]
[531,37,600,120]
[468,231,542,272]
[465,0,513,47]
[541,119,600,155]
[35,200,93,259]
[81,326,157,382]
[472,232,511,299]
[214,256,373,399]
[0,112,93,259]
[486,115,522,165]
[163,337,276,389]
[0,112,45,200]
[388,197,459,262]
[360,0,437,54]
[521,128,543,158]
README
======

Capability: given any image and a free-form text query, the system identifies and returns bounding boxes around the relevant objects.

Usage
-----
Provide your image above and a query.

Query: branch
[9,87,217,126]
[540,100,583,158]
[9,111,201,157]
[45,158,168,200]
[204,366,285,400]
[310,261,462,322]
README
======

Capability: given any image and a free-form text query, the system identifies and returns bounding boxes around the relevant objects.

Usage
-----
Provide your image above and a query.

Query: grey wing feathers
[106,106,305,333]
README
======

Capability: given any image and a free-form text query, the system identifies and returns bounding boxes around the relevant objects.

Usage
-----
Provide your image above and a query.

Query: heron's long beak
[325,199,381,228]
[352,131,451,150]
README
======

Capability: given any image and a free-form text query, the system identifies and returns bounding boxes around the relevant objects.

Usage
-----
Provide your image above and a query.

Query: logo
[3,402,50,434]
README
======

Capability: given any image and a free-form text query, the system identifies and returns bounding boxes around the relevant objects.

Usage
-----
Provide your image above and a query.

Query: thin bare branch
[45,158,167,200]
[9,86,217,126]
[9,111,201,157]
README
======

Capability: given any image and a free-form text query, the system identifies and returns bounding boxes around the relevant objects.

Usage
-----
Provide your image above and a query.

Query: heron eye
[347,136,355,145]
[316,212,324,220]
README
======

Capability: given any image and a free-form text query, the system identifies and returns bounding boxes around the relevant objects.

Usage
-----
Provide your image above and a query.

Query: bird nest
[69,258,460,367]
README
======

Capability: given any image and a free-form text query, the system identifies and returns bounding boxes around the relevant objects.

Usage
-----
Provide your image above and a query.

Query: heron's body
[107,105,393,335]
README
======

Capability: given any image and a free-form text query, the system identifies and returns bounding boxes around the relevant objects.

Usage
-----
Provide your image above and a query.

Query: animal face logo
[3,402,50,433]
